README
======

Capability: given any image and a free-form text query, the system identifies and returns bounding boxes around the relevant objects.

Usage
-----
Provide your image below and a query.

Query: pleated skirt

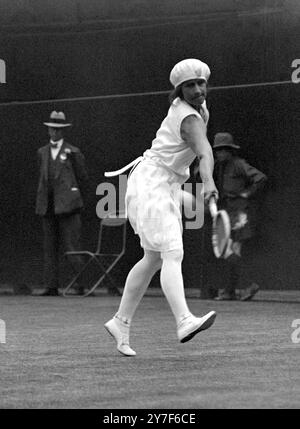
[125,159,183,252]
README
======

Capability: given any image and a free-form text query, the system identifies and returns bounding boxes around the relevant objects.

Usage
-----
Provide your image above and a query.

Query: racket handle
[209,196,218,218]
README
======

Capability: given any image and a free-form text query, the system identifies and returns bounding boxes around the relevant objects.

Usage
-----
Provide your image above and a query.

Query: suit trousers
[42,212,83,289]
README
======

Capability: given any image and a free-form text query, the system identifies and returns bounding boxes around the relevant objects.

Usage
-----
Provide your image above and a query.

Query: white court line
[0,80,293,107]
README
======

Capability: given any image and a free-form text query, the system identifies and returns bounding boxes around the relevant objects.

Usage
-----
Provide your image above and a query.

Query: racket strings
[212,211,231,258]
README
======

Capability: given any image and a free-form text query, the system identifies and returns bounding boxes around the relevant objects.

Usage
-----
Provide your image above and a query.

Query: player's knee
[161,248,184,263]
[151,256,163,272]
[144,251,162,271]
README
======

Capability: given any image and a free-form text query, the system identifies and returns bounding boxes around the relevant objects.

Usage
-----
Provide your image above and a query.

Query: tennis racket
[209,196,231,258]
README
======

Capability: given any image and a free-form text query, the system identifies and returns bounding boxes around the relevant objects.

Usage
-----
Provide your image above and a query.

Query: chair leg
[62,274,82,297]
[62,256,95,297]
[63,254,124,298]
[82,256,123,297]
[81,271,108,297]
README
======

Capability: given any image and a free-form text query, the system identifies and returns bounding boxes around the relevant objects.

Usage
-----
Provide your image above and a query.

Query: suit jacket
[36,141,88,216]
[214,156,267,240]
[214,157,267,201]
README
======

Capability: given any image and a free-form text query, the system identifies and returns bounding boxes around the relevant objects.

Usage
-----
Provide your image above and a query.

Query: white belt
[104,156,143,177]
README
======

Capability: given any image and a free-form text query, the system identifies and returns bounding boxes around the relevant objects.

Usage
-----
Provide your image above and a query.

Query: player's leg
[160,249,216,343]
[160,248,190,322]
[117,249,162,319]
[104,249,162,356]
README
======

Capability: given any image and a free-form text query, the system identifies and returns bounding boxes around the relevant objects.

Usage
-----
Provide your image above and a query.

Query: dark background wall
[0,0,299,290]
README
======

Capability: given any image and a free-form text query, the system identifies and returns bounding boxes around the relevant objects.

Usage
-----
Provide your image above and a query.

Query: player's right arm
[181,114,218,201]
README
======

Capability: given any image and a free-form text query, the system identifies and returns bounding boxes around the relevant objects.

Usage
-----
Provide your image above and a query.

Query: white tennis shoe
[177,311,217,343]
[104,317,136,357]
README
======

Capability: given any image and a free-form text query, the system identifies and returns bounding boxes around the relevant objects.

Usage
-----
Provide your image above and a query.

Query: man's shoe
[13,283,32,295]
[240,283,260,301]
[39,288,59,296]
[214,291,238,301]
[177,311,217,343]
[104,317,136,356]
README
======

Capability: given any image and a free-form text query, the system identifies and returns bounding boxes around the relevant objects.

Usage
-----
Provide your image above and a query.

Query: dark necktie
[50,142,58,149]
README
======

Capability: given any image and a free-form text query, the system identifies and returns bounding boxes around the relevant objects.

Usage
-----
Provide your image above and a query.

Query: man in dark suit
[194,132,267,301]
[36,111,88,296]
[212,132,267,301]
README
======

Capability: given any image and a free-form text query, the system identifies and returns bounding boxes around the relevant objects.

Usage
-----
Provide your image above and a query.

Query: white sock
[160,254,191,325]
[114,313,131,327]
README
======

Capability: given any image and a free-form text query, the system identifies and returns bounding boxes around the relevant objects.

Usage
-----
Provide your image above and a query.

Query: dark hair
[168,81,210,105]
[168,85,184,104]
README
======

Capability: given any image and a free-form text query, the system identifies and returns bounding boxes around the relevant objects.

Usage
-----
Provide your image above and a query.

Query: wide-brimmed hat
[169,58,211,88]
[213,133,240,150]
[43,111,72,128]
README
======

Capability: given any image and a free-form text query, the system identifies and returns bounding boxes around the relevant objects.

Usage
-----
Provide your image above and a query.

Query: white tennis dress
[126,98,209,252]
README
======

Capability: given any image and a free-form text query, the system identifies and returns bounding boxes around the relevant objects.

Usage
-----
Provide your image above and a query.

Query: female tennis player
[105,59,218,356]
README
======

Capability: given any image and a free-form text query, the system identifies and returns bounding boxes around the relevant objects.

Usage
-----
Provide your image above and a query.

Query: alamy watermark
[0,59,6,84]
[291,319,300,344]
[291,59,300,83]
[96,175,205,229]
[0,319,6,344]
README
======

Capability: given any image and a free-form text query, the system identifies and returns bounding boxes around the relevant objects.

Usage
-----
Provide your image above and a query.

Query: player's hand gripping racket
[209,196,231,258]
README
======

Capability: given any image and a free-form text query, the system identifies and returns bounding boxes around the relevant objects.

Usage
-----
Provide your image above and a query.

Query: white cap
[169,58,211,88]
